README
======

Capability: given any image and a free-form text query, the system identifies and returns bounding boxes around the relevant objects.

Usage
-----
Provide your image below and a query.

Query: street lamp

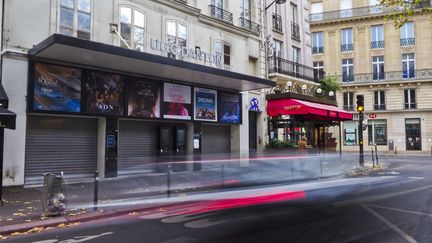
[286,81,293,92]
[301,84,307,94]
[329,91,335,97]
[316,88,322,94]
[265,0,287,11]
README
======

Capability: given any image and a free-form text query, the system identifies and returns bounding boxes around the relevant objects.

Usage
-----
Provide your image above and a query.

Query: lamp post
[286,81,293,92]
[265,0,287,11]
[301,84,307,95]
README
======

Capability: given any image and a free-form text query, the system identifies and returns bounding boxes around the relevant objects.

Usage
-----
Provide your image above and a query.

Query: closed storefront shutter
[118,120,158,175]
[202,125,231,154]
[25,116,98,185]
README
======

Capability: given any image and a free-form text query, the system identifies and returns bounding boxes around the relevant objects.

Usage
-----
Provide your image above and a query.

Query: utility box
[389,140,394,151]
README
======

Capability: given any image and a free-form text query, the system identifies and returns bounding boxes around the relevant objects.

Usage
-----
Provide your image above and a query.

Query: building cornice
[151,0,201,16]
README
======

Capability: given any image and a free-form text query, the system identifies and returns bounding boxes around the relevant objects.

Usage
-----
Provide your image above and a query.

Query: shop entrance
[406,118,421,151]
[249,111,257,152]
[159,125,187,171]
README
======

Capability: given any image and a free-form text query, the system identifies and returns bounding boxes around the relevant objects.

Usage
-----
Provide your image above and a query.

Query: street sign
[368,113,377,119]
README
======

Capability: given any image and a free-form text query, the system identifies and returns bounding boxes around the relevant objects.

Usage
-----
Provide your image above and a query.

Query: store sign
[128,80,160,118]
[249,98,260,112]
[219,93,241,124]
[194,88,217,122]
[368,113,377,119]
[85,71,124,115]
[163,83,192,120]
[150,38,222,67]
[283,105,302,111]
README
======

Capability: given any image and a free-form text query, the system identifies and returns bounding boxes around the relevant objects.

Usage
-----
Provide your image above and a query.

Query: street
[2,155,432,243]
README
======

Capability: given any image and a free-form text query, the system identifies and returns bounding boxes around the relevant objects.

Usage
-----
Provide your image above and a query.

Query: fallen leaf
[23,201,32,205]
[128,212,138,216]
[10,232,21,236]
[6,218,13,221]
[13,212,27,217]
[0,234,8,240]
[57,223,66,228]
[18,209,25,212]
[24,219,32,222]
[26,207,33,210]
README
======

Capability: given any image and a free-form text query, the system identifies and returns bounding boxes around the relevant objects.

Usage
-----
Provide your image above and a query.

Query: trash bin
[42,173,67,216]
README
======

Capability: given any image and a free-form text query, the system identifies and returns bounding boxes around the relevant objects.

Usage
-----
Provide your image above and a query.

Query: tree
[380,0,431,28]
[320,77,341,95]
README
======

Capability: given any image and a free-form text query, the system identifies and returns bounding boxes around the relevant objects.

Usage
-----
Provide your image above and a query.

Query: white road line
[184,218,228,228]
[367,204,432,217]
[408,177,424,180]
[362,205,418,243]
[335,184,432,207]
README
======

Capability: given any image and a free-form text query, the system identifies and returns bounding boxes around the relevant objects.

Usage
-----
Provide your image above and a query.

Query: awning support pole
[0,127,4,206]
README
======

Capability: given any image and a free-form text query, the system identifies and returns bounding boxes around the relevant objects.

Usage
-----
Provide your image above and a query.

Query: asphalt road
[6,155,432,243]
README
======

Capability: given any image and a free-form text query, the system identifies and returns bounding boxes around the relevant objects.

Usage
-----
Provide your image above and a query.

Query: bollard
[371,148,375,167]
[395,146,397,156]
[221,163,225,189]
[94,171,99,211]
[375,145,379,165]
[320,159,323,179]
[167,165,172,198]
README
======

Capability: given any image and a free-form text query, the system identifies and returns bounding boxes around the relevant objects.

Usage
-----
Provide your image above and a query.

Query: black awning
[28,34,275,91]
[0,83,8,108]
[0,108,16,129]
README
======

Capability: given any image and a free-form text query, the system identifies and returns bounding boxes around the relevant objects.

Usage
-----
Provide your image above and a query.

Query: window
[215,41,231,69]
[291,4,300,42]
[312,32,324,54]
[120,7,145,51]
[343,92,354,111]
[272,3,282,32]
[342,59,354,82]
[241,0,251,20]
[344,121,358,145]
[371,25,384,48]
[291,3,298,24]
[310,2,323,21]
[167,20,187,58]
[402,53,415,79]
[340,0,353,18]
[372,56,385,80]
[368,119,387,145]
[59,0,91,40]
[292,47,300,63]
[369,0,383,13]
[313,61,324,82]
[404,89,416,109]
[400,22,415,46]
[273,39,283,71]
[374,90,386,110]
[341,28,353,52]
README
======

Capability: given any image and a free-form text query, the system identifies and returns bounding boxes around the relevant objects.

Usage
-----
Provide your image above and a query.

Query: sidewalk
[0,154,377,237]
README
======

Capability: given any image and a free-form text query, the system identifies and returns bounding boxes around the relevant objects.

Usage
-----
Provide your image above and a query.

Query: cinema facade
[2,1,271,186]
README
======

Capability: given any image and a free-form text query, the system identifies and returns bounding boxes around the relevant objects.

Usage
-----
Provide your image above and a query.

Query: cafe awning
[267,98,353,121]
[28,34,275,91]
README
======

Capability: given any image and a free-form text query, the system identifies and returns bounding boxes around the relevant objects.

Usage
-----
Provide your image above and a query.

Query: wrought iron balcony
[371,40,384,49]
[404,102,417,109]
[341,43,354,52]
[312,46,324,54]
[374,104,386,110]
[268,56,319,83]
[342,73,354,82]
[309,4,422,23]
[209,4,233,24]
[291,22,300,41]
[272,14,283,32]
[331,69,432,84]
[372,71,385,81]
[400,37,415,46]
[239,17,261,36]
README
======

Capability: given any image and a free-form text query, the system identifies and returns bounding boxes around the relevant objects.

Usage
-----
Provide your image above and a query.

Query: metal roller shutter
[118,120,158,175]
[25,116,98,185]
[202,125,231,154]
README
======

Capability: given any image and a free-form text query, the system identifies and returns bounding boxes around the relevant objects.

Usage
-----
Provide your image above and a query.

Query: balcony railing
[374,104,386,110]
[343,105,355,111]
[330,69,432,84]
[272,14,283,32]
[209,4,233,24]
[400,37,415,46]
[312,46,324,54]
[371,40,384,49]
[404,103,417,109]
[341,43,354,52]
[309,3,430,23]
[291,22,300,41]
[268,56,319,83]
[239,17,261,36]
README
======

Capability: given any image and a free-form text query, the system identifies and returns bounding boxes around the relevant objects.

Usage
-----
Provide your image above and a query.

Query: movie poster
[219,93,241,124]
[33,63,81,112]
[163,83,191,120]
[85,71,124,115]
[128,80,160,118]
[194,88,217,122]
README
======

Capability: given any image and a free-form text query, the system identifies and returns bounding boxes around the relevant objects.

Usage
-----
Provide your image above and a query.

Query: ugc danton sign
[150,38,222,67]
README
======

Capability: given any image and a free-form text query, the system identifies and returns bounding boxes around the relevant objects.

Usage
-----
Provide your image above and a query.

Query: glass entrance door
[406,118,421,150]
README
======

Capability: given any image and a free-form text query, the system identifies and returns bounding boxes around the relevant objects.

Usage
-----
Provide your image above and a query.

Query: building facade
[1,0,274,186]
[309,0,432,153]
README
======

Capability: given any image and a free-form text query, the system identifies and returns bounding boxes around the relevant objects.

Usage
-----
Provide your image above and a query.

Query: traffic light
[356,95,364,112]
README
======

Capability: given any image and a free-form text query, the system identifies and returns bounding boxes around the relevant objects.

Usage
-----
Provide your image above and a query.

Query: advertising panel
[219,93,241,124]
[85,71,124,115]
[194,88,217,122]
[163,83,191,120]
[33,63,81,112]
[128,80,160,118]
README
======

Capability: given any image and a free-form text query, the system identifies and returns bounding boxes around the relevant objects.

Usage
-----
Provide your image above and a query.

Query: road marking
[367,204,432,217]
[362,205,418,243]
[408,177,424,180]
[184,218,228,228]
[335,184,432,207]
[33,232,113,243]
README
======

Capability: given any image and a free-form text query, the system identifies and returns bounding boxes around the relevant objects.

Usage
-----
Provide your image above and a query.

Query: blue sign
[249,98,260,112]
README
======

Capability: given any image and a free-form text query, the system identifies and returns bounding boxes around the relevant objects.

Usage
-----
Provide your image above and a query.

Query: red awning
[267,98,353,121]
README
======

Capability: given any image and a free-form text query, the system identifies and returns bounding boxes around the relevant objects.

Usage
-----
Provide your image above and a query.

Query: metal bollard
[221,163,225,189]
[320,159,323,179]
[371,148,375,167]
[167,165,172,198]
[375,145,379,165]
[94,171,98,211]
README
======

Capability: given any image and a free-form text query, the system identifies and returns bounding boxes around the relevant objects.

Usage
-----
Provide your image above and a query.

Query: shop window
[166,20,187,58]
[215,40,231,69]
[368,119,387,145]
[120,7,145,51]
[343,121,357,145]
[59,0,91,40]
